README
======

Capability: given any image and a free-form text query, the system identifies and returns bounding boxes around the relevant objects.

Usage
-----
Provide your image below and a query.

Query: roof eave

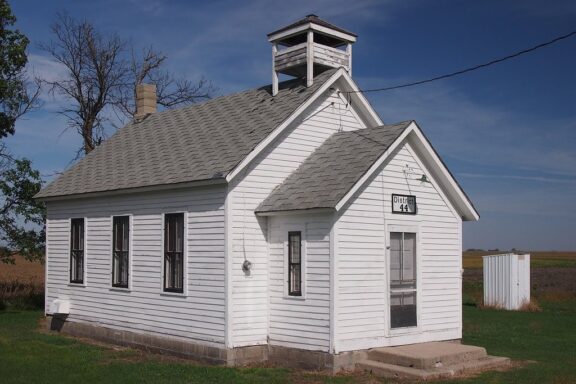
[225,68,346,184]
[267,17,357,42]
[407,124,480,221]
[336,71,383,126]
[35,177,227,202]
[255,207,335,217]
[268,23,357,43]
[333,122,415,212]
[226,68,383,185]
[333,122,479,221]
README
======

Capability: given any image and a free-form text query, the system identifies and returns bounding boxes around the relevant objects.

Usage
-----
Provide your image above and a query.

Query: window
[288,231,302,296]
[390,232,417,328]
[112,216,130,288]
[70,218,85,284]
[164,213,184,293]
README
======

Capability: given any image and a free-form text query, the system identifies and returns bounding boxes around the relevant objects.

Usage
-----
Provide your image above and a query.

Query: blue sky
[6,0,576,250]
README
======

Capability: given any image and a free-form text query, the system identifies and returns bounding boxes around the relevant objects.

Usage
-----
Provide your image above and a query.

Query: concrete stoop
[356,342,510,380]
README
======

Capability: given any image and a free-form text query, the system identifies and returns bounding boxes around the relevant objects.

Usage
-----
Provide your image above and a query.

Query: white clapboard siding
[45,186,227,346]
[229,88,366,347]
[335,142,462,352]
[268,215,332,351]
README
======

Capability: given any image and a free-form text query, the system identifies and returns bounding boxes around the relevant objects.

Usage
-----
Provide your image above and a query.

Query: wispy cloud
[127,0,165,15]
[163,0,397,92]
[361,78,576,178]
[460,172,576,184]
[6,110,80,177]
[473,185,576,217]
[27,53,68,84]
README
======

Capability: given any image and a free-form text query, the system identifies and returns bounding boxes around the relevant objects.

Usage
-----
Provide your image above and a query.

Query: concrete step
[367,342,487,369]
[441,356,511,376]
[357,360,443,381]
[357,355,511,381]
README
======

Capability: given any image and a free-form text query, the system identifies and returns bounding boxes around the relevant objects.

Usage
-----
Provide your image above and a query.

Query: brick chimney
[135,83,157,118]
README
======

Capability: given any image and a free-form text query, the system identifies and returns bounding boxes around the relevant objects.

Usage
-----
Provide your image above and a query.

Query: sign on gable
[392,194,417,215]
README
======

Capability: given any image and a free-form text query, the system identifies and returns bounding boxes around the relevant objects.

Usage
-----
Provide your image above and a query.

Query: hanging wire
[341,30,576,94]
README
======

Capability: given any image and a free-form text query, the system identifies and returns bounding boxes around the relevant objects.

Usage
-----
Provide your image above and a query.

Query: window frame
[69,218,85,285]
[287,231,303,297]
[111,215,130,289]
[387,225,421,335]
[163,212,185,294]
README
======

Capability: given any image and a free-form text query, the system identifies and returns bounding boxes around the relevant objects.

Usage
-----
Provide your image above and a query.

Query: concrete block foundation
[48,316,490,376]
[46,316,359,371]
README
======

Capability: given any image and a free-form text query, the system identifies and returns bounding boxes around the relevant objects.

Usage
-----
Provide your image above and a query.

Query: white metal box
[50,299,71,315]
[483,253,530,310]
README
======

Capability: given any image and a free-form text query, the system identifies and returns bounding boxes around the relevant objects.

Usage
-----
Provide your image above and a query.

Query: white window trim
[160,211,188,297]
[283,225,307,300]
[386,224,422,337]
[68,217,87,287]
[109,214,132,292]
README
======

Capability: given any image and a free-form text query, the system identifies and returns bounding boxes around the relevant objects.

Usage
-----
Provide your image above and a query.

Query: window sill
[160,292,187,298]
[109,287,131,292]
[283,294,306,301]
[68,283,86,288]
[389,326,420,336]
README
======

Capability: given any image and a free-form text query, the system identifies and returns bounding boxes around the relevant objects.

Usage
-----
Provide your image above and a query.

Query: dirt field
[464,267,576,299]
[0,255,44,284]
[463,251,576,269]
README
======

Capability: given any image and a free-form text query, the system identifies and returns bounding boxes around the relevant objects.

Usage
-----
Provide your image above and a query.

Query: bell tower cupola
[268,15,357,95]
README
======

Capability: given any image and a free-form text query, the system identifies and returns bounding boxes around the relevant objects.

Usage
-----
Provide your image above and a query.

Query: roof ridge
[329,120,413,140]
[135,70,337,121]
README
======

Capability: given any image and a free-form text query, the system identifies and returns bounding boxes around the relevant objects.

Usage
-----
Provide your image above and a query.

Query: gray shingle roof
[36,69,338,199]
[255,121,412,213]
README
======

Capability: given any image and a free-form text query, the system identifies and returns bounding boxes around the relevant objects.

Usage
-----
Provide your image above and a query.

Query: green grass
[1,301,575,383]
[443,299,576,384]
[0,311,290,384]
[456,276,576,384]
[0,310,362,384]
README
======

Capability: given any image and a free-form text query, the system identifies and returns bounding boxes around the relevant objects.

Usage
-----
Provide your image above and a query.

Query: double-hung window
[70,218,85,284]
[288,231,302,296]
[112,216,130,288]
[164,213,184,293]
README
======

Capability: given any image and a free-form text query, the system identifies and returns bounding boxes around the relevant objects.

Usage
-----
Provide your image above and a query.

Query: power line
[343,30,576,94]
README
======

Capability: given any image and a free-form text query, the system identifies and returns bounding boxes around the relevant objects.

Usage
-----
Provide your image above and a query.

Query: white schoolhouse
[36,15,479,371]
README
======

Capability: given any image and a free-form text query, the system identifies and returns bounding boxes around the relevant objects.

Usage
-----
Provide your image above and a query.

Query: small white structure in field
[483,254,531,310]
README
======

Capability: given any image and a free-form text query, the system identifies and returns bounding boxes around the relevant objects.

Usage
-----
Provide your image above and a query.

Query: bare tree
[40,13,126,155]
[114,47,214,118]
[41,13,215,156]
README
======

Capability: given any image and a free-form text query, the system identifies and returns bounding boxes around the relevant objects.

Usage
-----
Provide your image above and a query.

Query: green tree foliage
[0,0,35,138]
[0,0,44,263]
[0,157,44,263]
